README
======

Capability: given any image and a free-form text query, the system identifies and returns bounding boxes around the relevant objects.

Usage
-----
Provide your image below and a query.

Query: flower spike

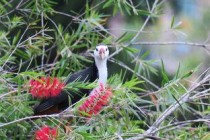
[34,126,57,140]
[29,77,65,98]
[79,83,112,117]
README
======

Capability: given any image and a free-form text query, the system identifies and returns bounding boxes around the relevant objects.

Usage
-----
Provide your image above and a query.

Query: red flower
[79,83,112,117]
[29,77,65,98]
[34,126,57,140]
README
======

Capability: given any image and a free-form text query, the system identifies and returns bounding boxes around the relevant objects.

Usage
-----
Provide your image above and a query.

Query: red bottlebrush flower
[79,83,112,117]
[29,77,65,98]
[34,126,57,140]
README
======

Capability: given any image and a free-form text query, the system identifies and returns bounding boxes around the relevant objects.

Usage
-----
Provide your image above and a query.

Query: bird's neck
[95,58,108,85]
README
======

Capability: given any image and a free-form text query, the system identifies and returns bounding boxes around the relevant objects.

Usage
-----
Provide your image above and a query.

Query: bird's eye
[96,48,98,51]
[106,48,108,51]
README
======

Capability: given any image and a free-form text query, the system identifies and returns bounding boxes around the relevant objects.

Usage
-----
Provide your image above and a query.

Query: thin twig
[109,0,159,59]
[0,114,75,128]
[53,10,79,20]
[0,90,18,99]
[41,10,45,69]
[126,134,166,140]
[132,41,210,54]
[130,0,159,43]
[145,0,151,11]
[115,133,124,140]
[154,119,210,134]
[109,58,160,90]
[0,0,24,18]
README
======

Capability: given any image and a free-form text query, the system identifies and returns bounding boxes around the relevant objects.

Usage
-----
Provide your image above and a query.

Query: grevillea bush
[0,1,210,140]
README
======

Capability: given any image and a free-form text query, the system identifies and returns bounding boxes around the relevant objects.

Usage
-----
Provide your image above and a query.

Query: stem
[0,114,76,128]
[132,41,210,54]
[154,119,210,134]
[41,11,45,69]
[109,58,159,90]
[109,0,159,59]
[130,0,159,43]
[0,90,18,99]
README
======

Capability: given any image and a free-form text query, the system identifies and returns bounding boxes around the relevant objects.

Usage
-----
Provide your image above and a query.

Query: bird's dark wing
[65,63,97,84]
[33,91,69,115]
[33,63,98,115]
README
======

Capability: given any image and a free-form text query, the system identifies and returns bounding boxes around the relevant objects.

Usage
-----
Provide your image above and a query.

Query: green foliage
[103,0,140,15]
[0,0,209,139]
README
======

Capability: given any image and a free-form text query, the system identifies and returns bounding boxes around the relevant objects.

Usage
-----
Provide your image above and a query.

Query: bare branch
[154,119,210,134]
[0,0,24,18]
[126,69,210,139]
[0,113,77,128]
[130,0,159,43]
[145,70,210,135]
[126,134,166,140]
[109,0,160,59]
[132,41,210,54]
[115,133,124,140]
[41,4,45,69]
[0,90,18,99]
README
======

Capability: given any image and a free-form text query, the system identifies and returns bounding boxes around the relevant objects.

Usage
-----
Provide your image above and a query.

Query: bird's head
[94,45,109,60]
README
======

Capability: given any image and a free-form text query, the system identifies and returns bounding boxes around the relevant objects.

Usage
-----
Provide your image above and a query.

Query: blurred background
[108,0,210,74]
[1,0,209,76]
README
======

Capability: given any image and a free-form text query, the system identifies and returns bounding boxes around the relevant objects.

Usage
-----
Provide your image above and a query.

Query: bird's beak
[99,48,105,59]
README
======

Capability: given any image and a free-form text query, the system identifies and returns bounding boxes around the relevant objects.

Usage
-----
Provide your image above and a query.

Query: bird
[33,45,109,115]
